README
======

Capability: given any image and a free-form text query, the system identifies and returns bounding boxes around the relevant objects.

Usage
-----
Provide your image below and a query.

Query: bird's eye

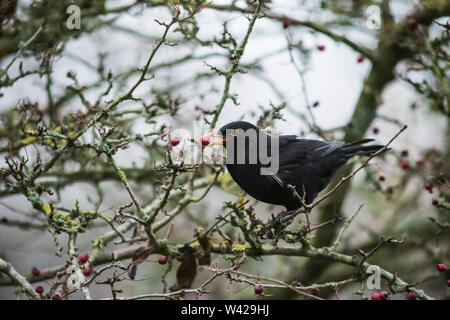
[231,129,239,136]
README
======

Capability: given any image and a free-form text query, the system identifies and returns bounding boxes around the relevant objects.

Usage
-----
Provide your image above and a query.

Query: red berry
[437,264,446,272]
[200,136,210,146]
[282,18,291,29]
[378,173,386,182]
[424,182,433,192]
[31,267,41,277]
[408,292,417,300]
[400,160,410,170]
[317,45,325,51]
[158,256,168,265]
[311,288,320,296]
[416,158,425,166]
[401,150,409,157]
[379,291,388,300]
[51,293,61,300]
[254,284,264,295]
[371,292,380,300]
[35,286,44,294]
[357,54,365,63]
[372,127,379,134]
[432,198,439,206]
[78,254,89,264]
[82,267,92,277]
[170,137,180,147]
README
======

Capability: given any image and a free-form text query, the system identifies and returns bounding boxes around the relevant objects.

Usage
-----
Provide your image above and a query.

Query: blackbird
[208,121,384,219]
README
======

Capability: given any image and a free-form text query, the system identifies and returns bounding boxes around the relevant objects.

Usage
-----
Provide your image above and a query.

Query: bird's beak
[202,132,226,146]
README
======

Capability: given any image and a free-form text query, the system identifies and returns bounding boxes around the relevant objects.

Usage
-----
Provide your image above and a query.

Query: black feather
[342,140,384,158]
[219,121,386,210]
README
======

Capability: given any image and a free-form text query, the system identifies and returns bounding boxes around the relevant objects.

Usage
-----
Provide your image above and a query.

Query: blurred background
[0,0,448,299]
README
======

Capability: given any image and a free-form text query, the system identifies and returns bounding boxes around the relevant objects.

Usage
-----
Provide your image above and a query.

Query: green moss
[195,226,204,235]
[93,237,105,248]
[238,219,247,228]
[20,136,37,145]
[231,243,250,252]
[189,240,200,249]
[117,167,127,182]
[42,203,52,216]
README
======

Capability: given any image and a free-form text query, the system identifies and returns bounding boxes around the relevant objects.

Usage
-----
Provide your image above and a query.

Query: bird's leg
[256,213,284,242]
[273,209,303,228]
[256,209,304,243]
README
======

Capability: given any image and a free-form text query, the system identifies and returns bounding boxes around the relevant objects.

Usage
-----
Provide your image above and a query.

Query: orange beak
[201,132,226,146]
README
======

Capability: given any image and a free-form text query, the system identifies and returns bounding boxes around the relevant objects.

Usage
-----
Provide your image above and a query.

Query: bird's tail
[342,139,385,158]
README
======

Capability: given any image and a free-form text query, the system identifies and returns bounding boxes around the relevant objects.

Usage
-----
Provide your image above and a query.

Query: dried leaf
[128,245,152,280]
[170,247,197,292]
[198,235,211,265]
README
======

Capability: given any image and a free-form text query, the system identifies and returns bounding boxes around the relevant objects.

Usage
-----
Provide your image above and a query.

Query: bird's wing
[272,135,345,188]
[278,135,344,172]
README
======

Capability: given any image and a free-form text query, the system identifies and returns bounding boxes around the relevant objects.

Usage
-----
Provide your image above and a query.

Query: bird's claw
[256,230,266,244]
[273,210,297,229]
[256,210,297,243]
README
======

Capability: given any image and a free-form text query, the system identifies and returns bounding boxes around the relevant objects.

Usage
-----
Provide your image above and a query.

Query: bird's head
[201,121,258,148]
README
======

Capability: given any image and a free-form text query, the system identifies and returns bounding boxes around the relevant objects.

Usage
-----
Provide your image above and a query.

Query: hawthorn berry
[416,158,425,166]
[379,291,388,300]
[254,284,264,295]
[170,137,180,147]
[408,292,417,300]
[282,18,291,29]
[200,136,210,146]
[158,256,168,265]
[311,288,320,296]
[371,292,380,300]
[437,264,446,272]
[401,150,409,157]
[317,45,325,51]
[35,286,44,294]
[424,182,433,192]
[432,198,439,206]
[51,293,61,300]
[31,267,41,277]
[400,160,410,170]
[357,54,365,63]
[82,267,92,277]
[78,254,89,264]
[372,127,379,134]
[378,173,386,182]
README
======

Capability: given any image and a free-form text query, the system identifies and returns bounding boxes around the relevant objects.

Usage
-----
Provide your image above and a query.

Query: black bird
[208,121,384,217]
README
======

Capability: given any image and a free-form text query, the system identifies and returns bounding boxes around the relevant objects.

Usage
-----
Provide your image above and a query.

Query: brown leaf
[198,235,211,266]
[170,247,197,292]
[128,245,152,280]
